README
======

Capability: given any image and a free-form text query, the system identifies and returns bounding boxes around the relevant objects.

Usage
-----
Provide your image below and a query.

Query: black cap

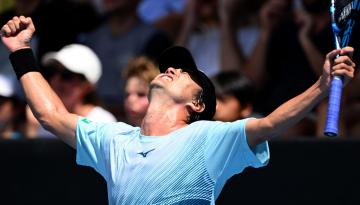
[157,46,216,121]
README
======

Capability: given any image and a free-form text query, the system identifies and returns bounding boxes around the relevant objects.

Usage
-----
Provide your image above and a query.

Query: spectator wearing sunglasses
[26,44,116,138]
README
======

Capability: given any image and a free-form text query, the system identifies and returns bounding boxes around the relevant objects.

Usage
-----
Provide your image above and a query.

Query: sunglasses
[0,96,13,106]
[42,65,86,82]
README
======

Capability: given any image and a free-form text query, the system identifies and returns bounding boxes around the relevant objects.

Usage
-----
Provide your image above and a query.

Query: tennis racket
[324,0,360,137]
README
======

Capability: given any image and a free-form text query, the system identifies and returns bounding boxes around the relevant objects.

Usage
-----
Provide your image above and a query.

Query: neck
[140,92,188,136]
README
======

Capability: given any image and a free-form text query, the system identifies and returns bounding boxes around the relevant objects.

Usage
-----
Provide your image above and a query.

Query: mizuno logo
[137,148,155,158]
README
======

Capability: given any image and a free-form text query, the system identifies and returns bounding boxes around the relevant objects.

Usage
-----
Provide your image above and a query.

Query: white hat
[0,74,14,98]
[42,44,102,85]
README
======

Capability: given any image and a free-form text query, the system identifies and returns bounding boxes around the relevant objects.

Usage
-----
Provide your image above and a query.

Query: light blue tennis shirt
[76,117,269,205]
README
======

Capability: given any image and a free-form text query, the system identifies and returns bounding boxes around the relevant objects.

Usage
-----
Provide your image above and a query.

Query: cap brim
[41,52,58,66]
[158,46,198,73]
[158,46,204,84]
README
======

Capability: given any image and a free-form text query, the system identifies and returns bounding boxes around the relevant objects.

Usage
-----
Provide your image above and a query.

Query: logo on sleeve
[137,148,155,158]
[81,118,91,124]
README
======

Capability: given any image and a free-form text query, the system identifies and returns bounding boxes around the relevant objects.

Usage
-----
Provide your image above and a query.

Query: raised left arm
[245,47,356,147]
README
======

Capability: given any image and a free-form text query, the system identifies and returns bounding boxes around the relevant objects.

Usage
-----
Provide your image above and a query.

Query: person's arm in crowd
[175,0,197,46]
[218,0,245,72]
[242,0,284,87]
[245,47,355,147]
[1,16,78,148]
[295,9,324,76]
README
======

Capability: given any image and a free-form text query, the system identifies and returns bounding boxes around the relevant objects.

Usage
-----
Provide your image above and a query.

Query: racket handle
[324,76,343,137]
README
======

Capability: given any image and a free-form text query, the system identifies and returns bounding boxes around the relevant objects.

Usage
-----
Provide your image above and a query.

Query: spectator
[0,74,26,139]
[137,0,185,24]
[243,0,332,137]
[26,44,116,138]
[211,71,257,122]
[122,56,159,126]
[0,0,101,61]
[343,69,360,137]
[176,0,262,77]
[0,0,101,101]
[137,0,185,41]
[78,0,172,117]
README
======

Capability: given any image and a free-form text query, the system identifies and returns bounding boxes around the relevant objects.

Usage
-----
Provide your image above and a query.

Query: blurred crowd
[0,0,359,140]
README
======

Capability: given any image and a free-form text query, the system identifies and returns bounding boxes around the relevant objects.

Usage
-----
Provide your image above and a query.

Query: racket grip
[324,76,343,137]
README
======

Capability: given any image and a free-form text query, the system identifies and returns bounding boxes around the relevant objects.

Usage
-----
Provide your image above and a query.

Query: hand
[320,47,356,89]
[218,0,243,20]
[1,16,35,52]
[182,0,199,30]
[294,9,312,40]
[259,0,289,32]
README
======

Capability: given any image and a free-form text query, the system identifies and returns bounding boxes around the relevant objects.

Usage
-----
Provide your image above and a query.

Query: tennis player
[1,16,356,205]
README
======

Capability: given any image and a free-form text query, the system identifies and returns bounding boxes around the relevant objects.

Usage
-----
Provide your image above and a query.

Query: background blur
[0,0,359,204]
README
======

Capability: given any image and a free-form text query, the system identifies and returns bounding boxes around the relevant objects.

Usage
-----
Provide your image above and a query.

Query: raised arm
[295,9,325,76]
[175,0,197,46]
[246,47,356,147]
[242,0,288,86]
[218,0,245,72]
[1,16,78,148]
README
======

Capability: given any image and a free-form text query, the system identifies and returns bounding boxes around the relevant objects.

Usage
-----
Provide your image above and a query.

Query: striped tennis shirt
[76,117,269,205]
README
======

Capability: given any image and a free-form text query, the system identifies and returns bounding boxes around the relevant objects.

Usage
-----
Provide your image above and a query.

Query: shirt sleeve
[76,117,110,180]
[204,119,270,180]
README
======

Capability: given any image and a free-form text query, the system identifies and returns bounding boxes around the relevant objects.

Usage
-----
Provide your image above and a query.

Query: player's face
[150,67,202,104]
[124,76,150,126]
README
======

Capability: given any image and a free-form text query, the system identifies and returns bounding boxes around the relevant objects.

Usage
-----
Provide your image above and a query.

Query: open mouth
[161,74,173,81]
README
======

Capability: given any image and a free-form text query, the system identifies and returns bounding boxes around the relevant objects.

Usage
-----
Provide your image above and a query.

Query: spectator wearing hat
[42,44,116,122]
[26,44,116,138]
[0,74,26,139]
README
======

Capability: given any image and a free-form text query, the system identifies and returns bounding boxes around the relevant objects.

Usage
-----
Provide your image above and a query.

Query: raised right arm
[1,16,78,148]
